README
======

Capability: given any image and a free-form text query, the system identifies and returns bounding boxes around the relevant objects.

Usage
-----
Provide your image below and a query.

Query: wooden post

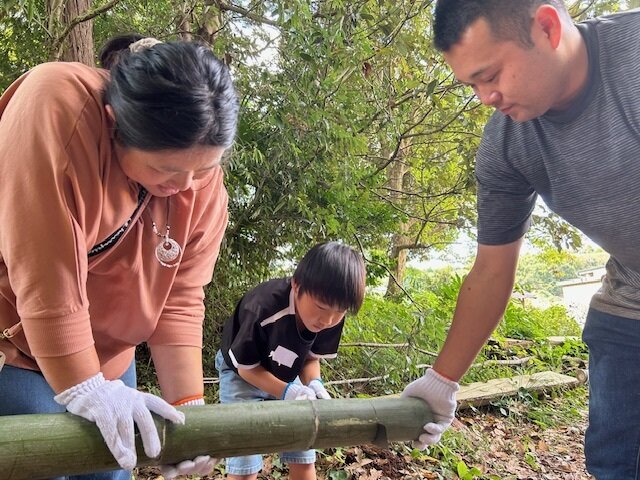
[0,397,431,480]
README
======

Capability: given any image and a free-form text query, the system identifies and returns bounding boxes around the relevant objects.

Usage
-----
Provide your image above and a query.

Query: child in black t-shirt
[216,241,366,480]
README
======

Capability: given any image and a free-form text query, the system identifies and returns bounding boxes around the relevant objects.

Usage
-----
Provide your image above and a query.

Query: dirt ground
[453,407,593,480]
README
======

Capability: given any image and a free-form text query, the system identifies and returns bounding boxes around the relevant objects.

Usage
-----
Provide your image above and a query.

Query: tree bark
[1,397,432,480]
[384,139,413,297]
[47,0,95,64]
[61,0,94,64]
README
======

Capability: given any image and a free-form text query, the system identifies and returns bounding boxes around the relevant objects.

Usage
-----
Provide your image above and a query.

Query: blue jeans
[215,350,316,475]
[0,361,136,480]
[582,308,640,479]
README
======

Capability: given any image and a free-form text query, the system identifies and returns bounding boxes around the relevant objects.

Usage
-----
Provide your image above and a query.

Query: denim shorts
[215,350,316,475]
[0,360,136,480]
[582,308,640,480]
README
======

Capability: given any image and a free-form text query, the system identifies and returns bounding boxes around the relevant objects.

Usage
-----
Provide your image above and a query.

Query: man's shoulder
[478,112,533,159]
[580,8,640,48]
[585,8,640,28]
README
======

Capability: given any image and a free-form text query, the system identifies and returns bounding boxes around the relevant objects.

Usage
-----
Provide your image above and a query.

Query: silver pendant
[155,237,181,268]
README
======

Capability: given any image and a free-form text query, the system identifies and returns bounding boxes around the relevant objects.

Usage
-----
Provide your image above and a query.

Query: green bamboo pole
[0,397,431,480]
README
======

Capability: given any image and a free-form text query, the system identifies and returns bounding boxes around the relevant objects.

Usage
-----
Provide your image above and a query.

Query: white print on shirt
[269,345,298,368]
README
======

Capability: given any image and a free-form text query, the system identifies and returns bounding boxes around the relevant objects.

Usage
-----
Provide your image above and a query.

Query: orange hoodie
[0,62,228,379]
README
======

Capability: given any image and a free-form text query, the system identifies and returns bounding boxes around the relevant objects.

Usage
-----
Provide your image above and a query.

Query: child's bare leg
[288,462,316,480]
[228,474,258,480]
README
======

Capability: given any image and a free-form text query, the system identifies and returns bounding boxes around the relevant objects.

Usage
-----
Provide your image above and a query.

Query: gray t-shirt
[476,10,640,318]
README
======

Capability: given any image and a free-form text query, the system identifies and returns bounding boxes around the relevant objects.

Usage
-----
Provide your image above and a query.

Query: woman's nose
[171,172,194,191]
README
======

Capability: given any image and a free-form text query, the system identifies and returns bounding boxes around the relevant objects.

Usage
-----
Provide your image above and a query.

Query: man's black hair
[434,0,568,52]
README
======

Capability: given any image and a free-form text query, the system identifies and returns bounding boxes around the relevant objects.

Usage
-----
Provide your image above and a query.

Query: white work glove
[307,378,331,399]
[54,373,185,471]
[160,397,219,479]
[401,368,459,448]
[282,382,316,400]
[160,455,218,479]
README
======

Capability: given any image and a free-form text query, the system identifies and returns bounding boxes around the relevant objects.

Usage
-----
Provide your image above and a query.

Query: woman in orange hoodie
[0,34,239,480]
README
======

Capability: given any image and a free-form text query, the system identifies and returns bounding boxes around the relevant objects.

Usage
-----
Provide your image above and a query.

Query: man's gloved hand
[307,378,331,399]
[54,373,185,471]
[400,368,460,449]
[160,455,219,479]
[282,382,316,400]
[159,397,219,479]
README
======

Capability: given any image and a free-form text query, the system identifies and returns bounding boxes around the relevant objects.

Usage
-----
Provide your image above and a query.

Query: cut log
[546,336,581,345]
[0,397,431,480]
[575,368,589,384]
[456,371,581,410]
[489,338,534,348]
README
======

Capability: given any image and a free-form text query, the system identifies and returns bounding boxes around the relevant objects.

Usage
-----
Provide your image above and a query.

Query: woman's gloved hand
[160,455,219,479]
[54,373,185,470]
[159,397,219,479]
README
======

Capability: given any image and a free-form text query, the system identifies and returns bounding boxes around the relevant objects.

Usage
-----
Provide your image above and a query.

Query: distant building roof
[558,267,606,288]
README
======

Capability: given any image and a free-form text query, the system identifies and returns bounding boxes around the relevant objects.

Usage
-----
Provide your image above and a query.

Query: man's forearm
[433,239,521,381]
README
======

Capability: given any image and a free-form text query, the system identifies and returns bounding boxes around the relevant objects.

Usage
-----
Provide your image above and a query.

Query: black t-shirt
[220,277,344,382]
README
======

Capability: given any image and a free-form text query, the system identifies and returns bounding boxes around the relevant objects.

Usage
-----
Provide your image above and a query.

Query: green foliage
[516,245,608,298]
[489,384,588,429]
[498,304,581,341]
[319,270,585,399]
[325,295,424,394]
[403,265,459,294]
[322,273,464,394]
[0,3,47,90]
[423,433,489,479]
[457,460,484,480]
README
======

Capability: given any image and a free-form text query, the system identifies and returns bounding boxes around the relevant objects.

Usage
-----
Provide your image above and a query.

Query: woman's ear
[105,104,116,125]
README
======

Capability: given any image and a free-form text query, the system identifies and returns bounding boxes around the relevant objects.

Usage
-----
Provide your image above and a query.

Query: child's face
[293,285,346,334]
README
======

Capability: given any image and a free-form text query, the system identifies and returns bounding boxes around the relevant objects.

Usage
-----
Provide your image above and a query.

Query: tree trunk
[176,0,192,41]
[386,230,411,297]
[46,0,95,64]
[0,397,432,480]
[60,0,94,65]
[384,139,414,297]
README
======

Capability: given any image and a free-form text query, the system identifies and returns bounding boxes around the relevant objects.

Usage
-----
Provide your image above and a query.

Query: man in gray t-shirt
[399,2,640,478]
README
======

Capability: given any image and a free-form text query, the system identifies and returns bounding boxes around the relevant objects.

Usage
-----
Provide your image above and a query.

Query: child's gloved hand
[307,378,331,399]
[282,382,316,400]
